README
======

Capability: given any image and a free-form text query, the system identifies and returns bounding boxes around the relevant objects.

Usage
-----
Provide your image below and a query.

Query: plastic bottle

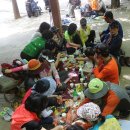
[78,67,82,80]
[78,91,85,101]
[76,84,83,93]
[73,88,78,101]
[78,67,85,81]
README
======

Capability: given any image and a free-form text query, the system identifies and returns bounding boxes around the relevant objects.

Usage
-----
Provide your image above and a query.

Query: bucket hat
[28,59,44,75]
[84,78,109,99]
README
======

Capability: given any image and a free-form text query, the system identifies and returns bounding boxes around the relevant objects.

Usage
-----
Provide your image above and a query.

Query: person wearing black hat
[99,11,123,42]
[93,43,119,84]
[81,78,130,118]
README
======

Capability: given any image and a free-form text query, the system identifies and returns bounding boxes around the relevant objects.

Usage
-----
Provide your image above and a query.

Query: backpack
[1,59,25,80]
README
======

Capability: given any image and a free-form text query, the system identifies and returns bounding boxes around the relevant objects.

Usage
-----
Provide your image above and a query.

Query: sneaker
[0,111,11,121]
[3,107,14,116]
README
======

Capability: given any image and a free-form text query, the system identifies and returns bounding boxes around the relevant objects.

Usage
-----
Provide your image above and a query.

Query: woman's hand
[5,69,12,73]
[56,81,62,87]
[57,53,62,60]
[76,44,81,48]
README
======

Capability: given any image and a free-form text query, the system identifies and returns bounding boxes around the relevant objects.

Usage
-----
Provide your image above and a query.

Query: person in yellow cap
[79,78,130,118]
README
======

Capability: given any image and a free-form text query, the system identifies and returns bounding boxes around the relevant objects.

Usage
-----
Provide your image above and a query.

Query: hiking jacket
[80,83,130,116]
[11,104,40,130]
[93,57,119,84]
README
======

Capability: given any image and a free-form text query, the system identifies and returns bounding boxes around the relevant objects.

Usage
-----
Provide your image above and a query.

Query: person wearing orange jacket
[90,0,99,11]
[93,43,119,84]
[81,78,130,118]
[65,78,130,129]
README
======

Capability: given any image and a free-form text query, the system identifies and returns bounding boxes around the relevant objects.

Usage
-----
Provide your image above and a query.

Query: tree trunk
[49,0,62,33]
[12,0,21,19]
[111,0,120,8]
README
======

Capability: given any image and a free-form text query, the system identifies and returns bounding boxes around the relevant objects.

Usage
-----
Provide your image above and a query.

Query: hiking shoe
[3,107,14,116]
[0,111,11,121]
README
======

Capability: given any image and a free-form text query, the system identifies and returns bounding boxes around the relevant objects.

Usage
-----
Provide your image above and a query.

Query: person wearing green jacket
[20,30,53,61]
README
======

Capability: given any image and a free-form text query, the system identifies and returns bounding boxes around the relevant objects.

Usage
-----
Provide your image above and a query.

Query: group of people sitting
[68,0,106,18]
[4,10,130,130]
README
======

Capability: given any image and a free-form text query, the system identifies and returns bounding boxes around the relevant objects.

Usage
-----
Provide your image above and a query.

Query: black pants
[66,47,76,55]
[22,117,54,130]
[85,30,96,48]
[116,98,130,113]
[20,52,34,61]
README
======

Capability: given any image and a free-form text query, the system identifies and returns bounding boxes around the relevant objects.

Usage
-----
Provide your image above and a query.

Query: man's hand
[51,125,64,130]
[56,96,63,104]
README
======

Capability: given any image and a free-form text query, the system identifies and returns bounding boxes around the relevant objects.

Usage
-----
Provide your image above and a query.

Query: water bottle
[78,67,85,82]
[73,88,78,101]
[78,67,82,80]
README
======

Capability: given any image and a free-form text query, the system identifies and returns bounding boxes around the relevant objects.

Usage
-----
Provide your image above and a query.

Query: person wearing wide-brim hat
[5,59,61,86]
[80,78,130,118]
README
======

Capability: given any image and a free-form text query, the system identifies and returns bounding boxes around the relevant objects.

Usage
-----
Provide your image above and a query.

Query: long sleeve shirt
[78,90,120,116]
[93,57,119,84]
[109,35,122,57]
[103,34,122,57]
[9,62,60,82]
[102,20,123,39]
